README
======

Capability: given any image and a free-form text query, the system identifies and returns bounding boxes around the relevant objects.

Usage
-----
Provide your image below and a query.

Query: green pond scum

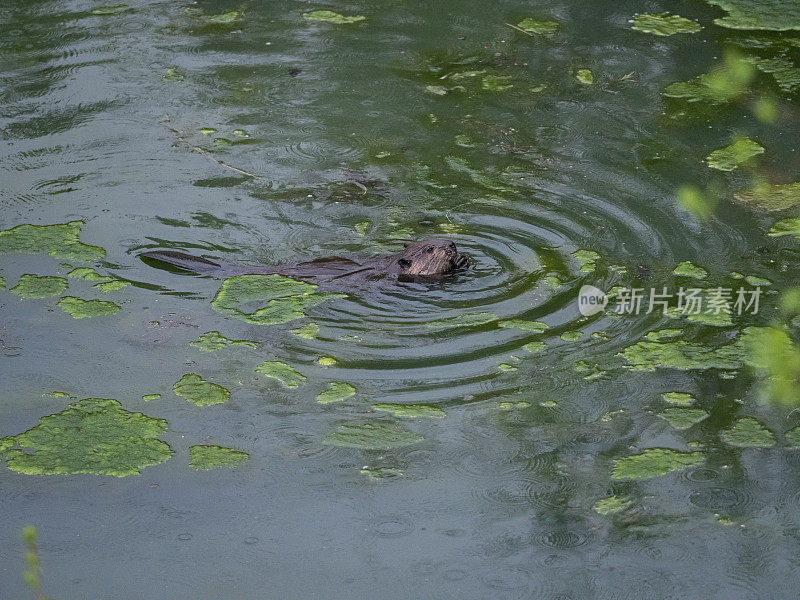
[498,319,548,333]
[322,422,424,450]
[190,331,258,352]
[0,398,172,477]
[721,417,776,447]
[572,249,600,273]
[317,356,336,367]
[0,221,105,262]
[173,374,230,406]
[372,403,446,418]
[255,361,307,389]
[593,495,632,515]
[317,382,356,404]
[673,261,708,279]
[515,18,559,35]
[10,275,68,299]
[657,407,710,430]
[612,448,705,480]
[706,138,765,171]
[630,13,701,36]
[662,392,696,405]
[189,445,249,470]
[303,10,365,24]
[291,322,319,339]
[57,296,121,319]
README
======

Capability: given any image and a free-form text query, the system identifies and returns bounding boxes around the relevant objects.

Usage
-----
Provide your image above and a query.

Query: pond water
[3,0,800,597]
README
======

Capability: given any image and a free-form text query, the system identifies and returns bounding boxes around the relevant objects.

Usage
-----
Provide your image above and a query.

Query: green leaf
[612,448,705,479]
[303,10,365,24]
[255,361,306,388]
[705,0,800,31]
[173,373,230,406]
[631,13,701,36]
[515,18,559,34]
[706,138,764,171]
[189,445,248,470]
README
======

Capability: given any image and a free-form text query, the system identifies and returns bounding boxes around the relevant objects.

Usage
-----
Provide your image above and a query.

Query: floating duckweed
[303,10,365,24]
[575,69,594,85]
[190,331,257,352]
[662,392,695,405]
[482,75,513,91]
[620,339,743,371]
[57,296,121,319]
[199,127,217,136]
[360,466,403,479]
[646,329,683,341]
[673,261,708,279]
[593,495,632,515]
[10,275,68,299]
[0,398,172,477]
[444,156,511,193]
[785,426,800,448]
[721,417,776,447]
[67,267,109,281]
[499,319,548,333]
[499,401,532,409]
[523,341,547,353]
[142,394,161,401]
[211,273,344,325]
[354,222,369,236]
[561,331,583,342]
[730,272,744,279]
[658,407,709,430]
[254,361,306,389]
[745,275,771,286]
[164,67,184,81]
[0,221,105,262]
[498,363,518,372]
[770,216,800,238]
[516,18,559,34]
[232,129,248,138]
[317,382,356,404]
[631,13,701,36]
[317,357,336,367]
[454,134,474,147]
[90,4,131,15]
[92,280,130,293]
[539,400,558,407]
[0,276,4,288]
[705,0,800,31]
[323,422,424,449]
[706,138,764,171]
[612,448,705,479]
[663,60,754,105]
[173,373,230,406]
[47,391,72,399]
[530,83,548,93]
[189,445,249,470]
[573,249,600,273]
[291,322,319,339]
[372,403,446,418]
[425,85,449,95]
[737,182,800,212]
[745,56,800,93]
[542,275,561,288]
[426,312,497,330]
[201,10,242,24]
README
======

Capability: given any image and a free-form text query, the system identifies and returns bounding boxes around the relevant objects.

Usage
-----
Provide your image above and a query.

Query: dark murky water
[3,0,800,597]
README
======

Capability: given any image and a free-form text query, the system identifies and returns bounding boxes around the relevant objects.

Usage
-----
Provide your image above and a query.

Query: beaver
[140,238,469,283]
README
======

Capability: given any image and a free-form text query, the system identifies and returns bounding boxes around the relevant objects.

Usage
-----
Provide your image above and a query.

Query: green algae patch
[189,445,249,470]
[573,249,600,273]
[426,312,497,331]
[662,392,695,405]
[317,382,356,404]
[499,401,532,409]
[255,361,306,389]
[575,69,594,85]
[673,261,707,279]
[620,339,743,371]
[770,216,800,238]
[737,182,800,212]
[706,138,764,171]
[482,75,513,92]
[612,448,705,480]
[201,10,242,25]
[721,418,776,447]
[90,4,131,15]
[523,341,546,353]
[317,356,336,367]
[372,404,446,418]
[705,0,800,31]
[646,329,683,341]
[190,331,257,352]
[658,407,709,430]
[594,495,632,515]
[361,466,403,479]
[303,10,365,24]
[0,221,105,262]
[0,398,172,477]
[499,319,548,333]
[10,275,68,299]
[785,426,800,449]
[543,275,562,288]
[67,267,109,281]
[663,60,754,105]
[322,422,424,450]
[516,18,559,35]
[631,13,701,36]
[745,275,771,286]
[142,394,161,401]
[498,363,518,372]
[292,322,319,339]
[173,374,229,406]
[93,280,129,293]
[57,296,121,319]
[211,273,344,325]
[560,331,583,342]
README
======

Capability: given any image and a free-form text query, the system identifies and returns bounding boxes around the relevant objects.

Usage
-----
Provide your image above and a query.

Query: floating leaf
[620,339,744,371]
[736,182,800,211]
[90,4,131,15]
[322,422,424,449]
[317,356,336,367]
[499,401,532,409]
[706,138,764,171]
[769,216,800,238]
[575,69,594,85]
[67,267,109,281]
[303,10,365,24]
[705,0,800,31]
[190,331,257,352]
[425,85,449,95]
[317,382,356,404]
[291,322,319,339]
[254,361,306,388]
[499,319,548,333]
[673,261,708,279]
[663,56,755,104]
[142,394,161,401]
[662,392,695,405]
[10,275,67,299]
[523,341,546,353]
[594,495,632,514]
[93,280,129,293]
[721,418,776,447]
[58,296,121,319]
[612,448,705,479]
[201,11,242,25]
[573,249,600,273]
[482,75,513,91]
[0,398,172,477]
[561,331,583,342]
[0,221,105,262]
[372,403,446,418]
[516,18,559,34]
[189,445,248,470]
[785,426,800,448]
[658,407,709,430]
[173,373,230,406]
[631,13,701,36]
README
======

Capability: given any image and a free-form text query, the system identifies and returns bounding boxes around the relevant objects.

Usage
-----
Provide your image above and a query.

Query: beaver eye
[426,247,434,253]
[398,258,411,268]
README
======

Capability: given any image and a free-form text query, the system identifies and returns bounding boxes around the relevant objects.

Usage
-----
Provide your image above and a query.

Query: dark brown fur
[140,238,469,283]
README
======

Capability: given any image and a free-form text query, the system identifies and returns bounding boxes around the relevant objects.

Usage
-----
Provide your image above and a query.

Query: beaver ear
[398,258,411,268]
[403,242,410,248]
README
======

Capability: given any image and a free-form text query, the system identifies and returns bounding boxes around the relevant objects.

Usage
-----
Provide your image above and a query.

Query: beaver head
[391,238,469,277]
